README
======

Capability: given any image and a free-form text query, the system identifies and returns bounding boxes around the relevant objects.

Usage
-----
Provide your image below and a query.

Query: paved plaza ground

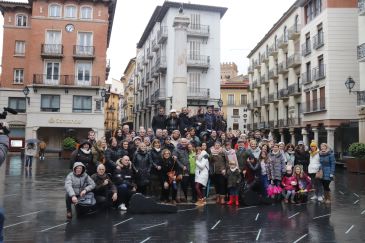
[0,155,365,242]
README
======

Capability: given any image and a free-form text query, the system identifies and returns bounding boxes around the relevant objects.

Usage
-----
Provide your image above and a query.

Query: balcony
[277,34,288,49]
[253,123,258,130]
[187,24,209,38]
[360,0,365,15]
[151,66,159,77]
[304,98,326,113]
[358,43,365,62]
[106,59,110,80]
[254,59,261,69]
[260,97,269,106]
[253,100,260,108]
[278,119,288,128]
[278,89,289,100]
[73,45,95,59]
[358,90,365,106]
[301,42,311,57]
[252,80,257,89]
[268,92,278,103]
[312,65,326,81]
[269,120,279,129]
[258,122,268,129]
[147,48,153,59]
[302,71,312,85]
[268,44,278,57]
[313,31,324,50]
[261,74,269,84]
[247,103,252,110]
[268,68,278,80]
[288,83,302,97]
[155,56,167,73]
[248,66,254,74]
[33,74,100,87]
[187,55,210,70]
[288,24,301,40]
[278,61,288,74]
[157,26,168,44]
[188,88,210,100]
[288,117,302,127]
[151,89,166,104]
[152,40,159,52]
[287,53,301,68]
[247,124,252,131]
[262,52,269,63]
[41,44,63,58]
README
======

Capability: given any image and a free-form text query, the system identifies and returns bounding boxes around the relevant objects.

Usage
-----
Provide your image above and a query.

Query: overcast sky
[0,0,296,81]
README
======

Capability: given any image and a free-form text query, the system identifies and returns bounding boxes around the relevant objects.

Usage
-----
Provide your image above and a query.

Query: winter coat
[25,147,37,157]
[269,151,286,180]
[308,151,320,174]
[215,115,227,132]
[284,152,295,167]
[161,157,181,183]
[207,136,218,149]
[166,116,179,133]
[204,113,216,131]
[178,113,192,135]
[163,143,175,153]
[104,146,124,173]
[195,151,209,186]
[65,162,95,197]
[91,144,106,165]
[172,144,190,175]
[224,148,238,165]
[149,148,162,175]
[210,148,227,175]
[112,164,136,189]
[296,173,312,191]
[91,173,117,195]
[70,148,95,175]
[319,150,336,181]
[236,147,250,171]
[281,175,297,191]
[192,114,206,132]
[152,114,167,132]
[227,168,241,188]
[244,161,261,184]
[133,150,152,186]
[295,149,309,172]
[191,136,201,147]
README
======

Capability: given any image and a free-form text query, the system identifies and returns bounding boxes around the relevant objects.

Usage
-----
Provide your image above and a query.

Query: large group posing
[64,106,336,219]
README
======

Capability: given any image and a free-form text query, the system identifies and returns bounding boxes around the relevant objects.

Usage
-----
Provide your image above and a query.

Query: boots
[235,195,239,206]
[220,195,226,205]
[227,195,234,205]
[324,191,331,204]
[66,210,72,219]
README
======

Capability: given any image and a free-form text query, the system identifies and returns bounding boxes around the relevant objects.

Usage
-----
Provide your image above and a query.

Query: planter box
[346,158,365,173]
[61,150,74,159]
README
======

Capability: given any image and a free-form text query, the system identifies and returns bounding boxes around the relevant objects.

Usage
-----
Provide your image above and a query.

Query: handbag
[167,160,182,184]
[78,191,96,206]
[315,169,323,179]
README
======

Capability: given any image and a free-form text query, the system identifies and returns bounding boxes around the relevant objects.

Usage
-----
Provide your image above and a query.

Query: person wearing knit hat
[310,140,317,148]
[308,140,323,202]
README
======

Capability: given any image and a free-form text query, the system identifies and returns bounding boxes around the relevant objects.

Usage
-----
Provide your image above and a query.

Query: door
[77,32,93,55]
[45,30,61,54]
[76,62,92,85]
[45,61,60,84]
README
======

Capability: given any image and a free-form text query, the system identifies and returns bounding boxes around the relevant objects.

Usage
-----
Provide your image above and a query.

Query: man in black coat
[152,108,167,133]
[178,107,192,137]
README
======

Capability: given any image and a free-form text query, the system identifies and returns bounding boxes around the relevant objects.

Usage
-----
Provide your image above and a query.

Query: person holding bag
[65,162,96,219]
[308,140,323,202]
[161,149,181,204]
[319,143,336,204]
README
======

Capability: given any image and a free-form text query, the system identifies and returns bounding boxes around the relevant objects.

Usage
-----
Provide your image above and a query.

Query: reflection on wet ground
[1,155,365,242]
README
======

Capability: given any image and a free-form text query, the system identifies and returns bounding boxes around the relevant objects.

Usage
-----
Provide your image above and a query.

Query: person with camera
[0,121,10,243]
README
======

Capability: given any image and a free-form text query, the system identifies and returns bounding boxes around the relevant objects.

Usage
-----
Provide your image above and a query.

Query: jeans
[189,174,197,201]
[228,186,238,196]
[0,207,4,243]
[65,195,73,211]
[161,183,177,201]
[261,174,270,197]
[284,190,296,200]
[25,156,33,167]
[214,174,227,196]
[322,180,331,192]
[117,184,133,206]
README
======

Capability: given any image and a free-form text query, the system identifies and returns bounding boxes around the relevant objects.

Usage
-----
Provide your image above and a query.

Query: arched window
[80,6,92,19]
[15,14,27,27]
[49,4,61,17]
[64,5,77,18]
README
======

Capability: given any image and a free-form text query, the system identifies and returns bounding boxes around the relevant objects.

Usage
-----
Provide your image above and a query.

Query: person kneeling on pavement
[65,162,96,219]
[91,164,118,208]
[113,156,137,211]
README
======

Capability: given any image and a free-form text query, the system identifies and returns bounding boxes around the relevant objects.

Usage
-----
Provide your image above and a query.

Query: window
[64,5,77,18]
[233,123,239,130]
[233,109,239,116]
[49,4,61,17]
[95,100,102,111]
[240,94,247,105]
[227,94,234,105]
[76,62,92,85]
[189,40,202,60]
[190,13,200,29]
[15,14,27,27]
[188,72,200,92]
[45,30,62,54]
[13,69,24,84]
[80,6,92,19]
[8,97,26,113]
[41,95,60,112]
[45,61,60,84]
[15,41,25,55]
[305,91,310,112]
[73,96,92,113]
[77,32,93,55]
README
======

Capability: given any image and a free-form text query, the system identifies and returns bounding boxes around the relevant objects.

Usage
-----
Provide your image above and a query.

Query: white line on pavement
[237,206,257,210]
[293,233,308,243]
[17,211,41,217]
[4,221,28,229]
[313,214,331,219]
[113,217,134,227]
[140,236,151,243]
[345,225,354,234]
[140,221,167,231]
[255,213,259,221]
[353,193,360,198]
[39,222,68,232]
[361,209,365,215]
[3,194,18,198]
[353,200,359,205]
[338,191,344,195]
[211,220,221,230]
[288,212,300,219]
[256,229,261,241]
[178,207,198,212]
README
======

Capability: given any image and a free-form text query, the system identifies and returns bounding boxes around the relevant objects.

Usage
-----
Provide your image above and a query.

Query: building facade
[121,58,136,129]
[220,74,249,133]
[358,0,365,143]
[104,78,123,133]
[0,0,116,150]
[133,2,227,128]
[247,0,359,153]
[221,62,238,82]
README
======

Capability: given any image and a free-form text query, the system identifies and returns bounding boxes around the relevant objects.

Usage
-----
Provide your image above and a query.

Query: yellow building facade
[121,58,136,129]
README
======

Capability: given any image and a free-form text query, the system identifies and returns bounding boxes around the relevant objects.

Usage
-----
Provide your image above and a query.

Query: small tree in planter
[62,137,77,159]
[347,143,365,173]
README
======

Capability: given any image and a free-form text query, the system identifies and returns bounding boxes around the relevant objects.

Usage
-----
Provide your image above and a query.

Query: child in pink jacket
[281,165,297,203]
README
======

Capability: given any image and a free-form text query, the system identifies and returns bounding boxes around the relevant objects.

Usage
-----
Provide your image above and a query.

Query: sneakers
[66,211,72,219]
[310,195,318,200]
[118,203,127,211]
[317,196,324,202]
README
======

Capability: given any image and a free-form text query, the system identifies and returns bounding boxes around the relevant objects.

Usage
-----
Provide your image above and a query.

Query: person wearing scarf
[210,141,227,205]
[248,140,261,160]
[149,139,163,198]
[70,140,95,176]
[284,144,296,168]
[308,140,323,202]
[226,160,241,206]
[319,143,335,204]
[132,142,152,195]
[268,143,286,186]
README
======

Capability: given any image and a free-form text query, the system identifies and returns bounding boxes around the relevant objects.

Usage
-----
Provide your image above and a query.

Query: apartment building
[220,74,249,132]
[357,0,365,143]
[104,78,123,133]
[247,0,359,153]
[133,2,227,128]
[0,0,116,150]
[121,58,136,129]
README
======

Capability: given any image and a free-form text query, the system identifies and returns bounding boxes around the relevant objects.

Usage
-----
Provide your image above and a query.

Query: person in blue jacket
[319,143,336,204]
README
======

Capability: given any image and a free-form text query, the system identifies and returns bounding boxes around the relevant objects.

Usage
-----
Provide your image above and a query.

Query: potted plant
[346,142,365,173]
[61,137,77,159]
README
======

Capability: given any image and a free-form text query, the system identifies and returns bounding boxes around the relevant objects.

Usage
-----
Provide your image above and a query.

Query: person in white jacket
[195,147,209,206]
[25,142,37,168]
[307,140,323,201]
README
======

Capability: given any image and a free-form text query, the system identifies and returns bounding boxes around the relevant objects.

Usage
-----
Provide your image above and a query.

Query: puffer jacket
[65,162,95,197]
[149,148,162,175]
[172,144,190,175]
[210,148,227,175]
[178,113,192,135]
[105,146,124,173]
[166,116,179,133]
[133,150,152,186]
[319,149,335,181]
[281,174,297,191]
[236,147,250,171]
[295,149,309,172]
[269,151,286,180]
[195,151,209,186]
[308,151,320,174]
[244,160,261,184]
[70,148,95,175]
[227,168,241,188]
[112,164,136,189]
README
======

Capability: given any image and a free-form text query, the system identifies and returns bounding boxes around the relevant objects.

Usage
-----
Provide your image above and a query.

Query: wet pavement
[1,155,365,243]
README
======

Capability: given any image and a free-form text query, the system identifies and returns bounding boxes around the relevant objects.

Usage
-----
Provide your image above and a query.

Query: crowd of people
[64,107,336,219]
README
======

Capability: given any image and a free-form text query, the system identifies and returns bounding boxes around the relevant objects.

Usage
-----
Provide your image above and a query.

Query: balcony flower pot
[346,143,365,174]
[62,137,77,159]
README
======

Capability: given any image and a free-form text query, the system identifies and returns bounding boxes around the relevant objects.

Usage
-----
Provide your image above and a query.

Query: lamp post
[345,76,356,94]
[22,86,30,105]
[100,87,111,102]
[218,99,223,109]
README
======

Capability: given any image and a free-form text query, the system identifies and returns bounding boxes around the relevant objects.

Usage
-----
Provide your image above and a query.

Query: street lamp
[100,87,111,102]
[345,76,356,94]
[218,99,223,108]
[22,86,30,105]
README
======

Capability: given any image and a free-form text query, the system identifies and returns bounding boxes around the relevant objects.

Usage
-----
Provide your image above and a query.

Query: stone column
[172,11,190,111]
[301,128,308,147]
[280,129,285,143]
[359,108,365,143]
[326,127,336,151]
[312,128,318,143]
[290,128,295,145]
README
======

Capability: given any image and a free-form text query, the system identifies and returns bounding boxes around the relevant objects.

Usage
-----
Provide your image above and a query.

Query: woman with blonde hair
[319,143,335,204]
[308,140,323,202]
